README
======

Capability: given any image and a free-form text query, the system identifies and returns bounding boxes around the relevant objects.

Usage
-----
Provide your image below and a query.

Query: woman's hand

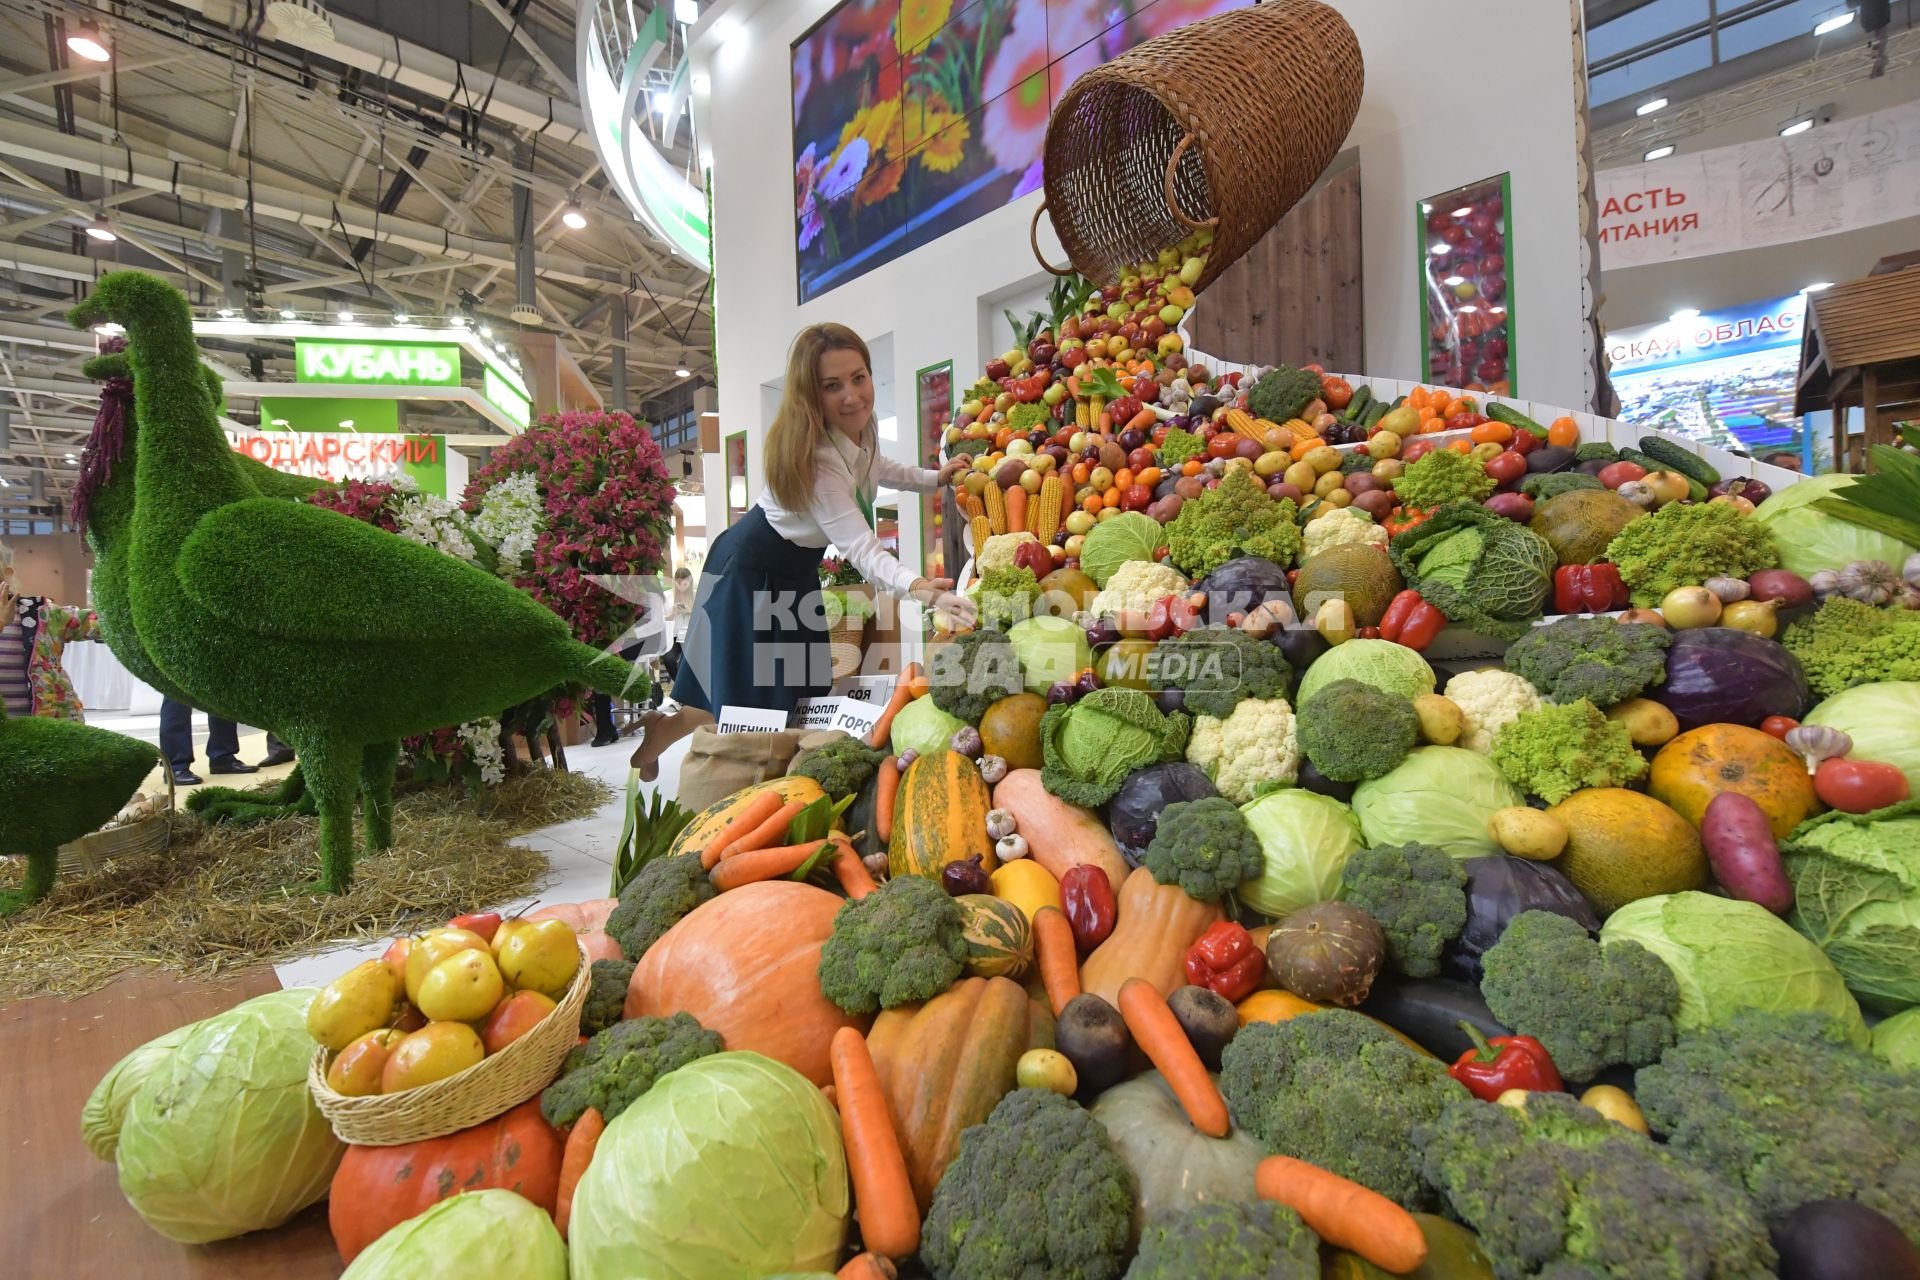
[936,457,972,487]
[910,576,978,629]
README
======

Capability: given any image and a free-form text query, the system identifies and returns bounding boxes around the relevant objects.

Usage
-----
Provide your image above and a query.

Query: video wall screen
[792,0,1251,303]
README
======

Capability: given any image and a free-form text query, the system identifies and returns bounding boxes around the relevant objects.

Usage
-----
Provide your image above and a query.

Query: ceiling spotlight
[1780,117,1815,137]
[278,305,298,319]
[560,203,588,230]
[92,322,123,336]
[1813,8,1855,35]
[674,0,697,23]
[1644,144,1677,161]
[479,323,494,338]
[451,313,470,327]
[1802,281,1834,293]
[84,214,116,242]
[66,25,110,62]
[337,306,354,320]
[652,88,674,114]
[392,310,412,324]
[66,453,78,462]
[1670,307,1701,324]
[1636,96,1668,116]
[674,363,692,378]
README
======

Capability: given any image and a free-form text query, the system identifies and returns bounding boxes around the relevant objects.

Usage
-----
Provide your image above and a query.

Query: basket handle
[1029,202,1076,277]
[1163,133,1220,232]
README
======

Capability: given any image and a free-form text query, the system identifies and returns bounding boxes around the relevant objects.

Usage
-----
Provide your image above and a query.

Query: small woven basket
[57,771,174,877]
[308,940,591,1145]
[1034,0,1364,293]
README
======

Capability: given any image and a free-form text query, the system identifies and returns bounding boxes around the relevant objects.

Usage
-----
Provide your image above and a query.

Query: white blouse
[758,423,939,599]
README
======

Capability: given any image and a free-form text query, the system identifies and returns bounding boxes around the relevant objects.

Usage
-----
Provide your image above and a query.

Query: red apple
[1122,483,1153,512]
[448,911,502,943]
[1128,446,1157,472]
[985,358,1011,380]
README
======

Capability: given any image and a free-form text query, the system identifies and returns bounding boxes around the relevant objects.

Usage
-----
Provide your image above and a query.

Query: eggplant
[1525,444,1577,473]
[1446,856,1599,982]
[1296,758,1355,803]
[1359,975,1510,1062]
[1576,458,1612,477]
[1772,1199,1920,1280]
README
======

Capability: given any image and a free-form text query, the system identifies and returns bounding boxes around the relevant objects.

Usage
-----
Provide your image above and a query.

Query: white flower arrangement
[470,471,544,576]
[458,718,507,786]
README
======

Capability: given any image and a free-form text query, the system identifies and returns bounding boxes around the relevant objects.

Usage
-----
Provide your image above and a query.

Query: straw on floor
[0,769,610,1000]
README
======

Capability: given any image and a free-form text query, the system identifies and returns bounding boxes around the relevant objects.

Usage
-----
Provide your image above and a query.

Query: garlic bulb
[995,833,1030,861]
[1616,480,1657,509]
[1838,560,1901,606]
[1905,552,1920,590]
[1785,725,1851,775]
[1704,576,1751,603]
[1900,583,1920,611]
[1809,569,1841,602]
[984,808,1018,840]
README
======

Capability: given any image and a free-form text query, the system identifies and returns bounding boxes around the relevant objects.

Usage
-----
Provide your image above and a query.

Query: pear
[404,926,489,1004]
[307,959,402,1051]
[416,948,505,1023]
[495,918,580,999]
[380,1023,485,1093]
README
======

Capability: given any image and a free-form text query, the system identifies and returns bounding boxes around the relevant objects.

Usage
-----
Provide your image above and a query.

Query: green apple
[960,398,984,418]
[1159,303,1185,325]
[1180,256,1205,286]
[1019,469,1043,494]
[1043,382,1068,406]
[1064,510,1095,536]
[1006,439,1033,457]
[1069,431,1090,453]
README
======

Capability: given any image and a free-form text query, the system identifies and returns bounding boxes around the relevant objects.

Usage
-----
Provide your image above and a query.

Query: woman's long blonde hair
[765,323,872,513]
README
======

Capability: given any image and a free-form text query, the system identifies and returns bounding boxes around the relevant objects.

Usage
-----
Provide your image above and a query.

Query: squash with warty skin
[1079,866,1225,1008]
[864,975,1054,1214]
[1090,1070,1267,1237]
[625,880,865,1086]
[888,749,997,880]
[992,768,1130,898]
[328,1099,563,1264]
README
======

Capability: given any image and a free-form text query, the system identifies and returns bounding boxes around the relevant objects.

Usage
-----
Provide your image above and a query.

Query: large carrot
[874,757,901,846]
[830,839,879,900]
[1005,484,1027,536]
[1033,907,1081,1016]
[700,789,785,869]
[830,1026,920,1259]
[716,798,809,863]
[837,1254,898,1280]
[710,840,831,890]
[1255,1155,1428,1274]
[1118,978,1230,1137]
[553,1106,606,1240]
[866,663,921,750]
[1124,407,1158,433]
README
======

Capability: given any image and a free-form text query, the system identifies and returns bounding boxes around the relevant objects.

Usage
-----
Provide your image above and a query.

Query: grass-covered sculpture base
[0,769,610,999]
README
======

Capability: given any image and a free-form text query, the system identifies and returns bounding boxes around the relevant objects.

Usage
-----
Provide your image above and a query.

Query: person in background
[1760,450,1803,473]
[158,697,279,786]
[629,323,975,782]
[0,539,101,721]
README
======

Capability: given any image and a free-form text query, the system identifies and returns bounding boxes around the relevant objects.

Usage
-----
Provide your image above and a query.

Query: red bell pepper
[1552,563,1629,615]
[1012,540,1053,578]
[1447,1021,1564,1101]
[1378,589,1447,652]
[1059,864,1117,954]
[1183,921,1265,1003]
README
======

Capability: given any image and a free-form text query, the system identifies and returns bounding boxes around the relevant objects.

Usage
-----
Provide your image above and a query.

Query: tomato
[1206,432,1241,459]
[1760,716,1799,740]
[1510,429,1541,456]
[1547,416,1580,448]
[1484,449,1527,483]
[1401,439,1436,465]
[1598,460,1648,490]
[1814,757,1911,813]
[1122,483,1154,512]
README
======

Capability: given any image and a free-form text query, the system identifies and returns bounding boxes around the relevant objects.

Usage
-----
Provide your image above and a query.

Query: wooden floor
[2,968,342,1278]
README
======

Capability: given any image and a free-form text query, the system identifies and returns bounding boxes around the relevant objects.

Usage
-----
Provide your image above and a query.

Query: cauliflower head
[1442,667,1545,755]
[1091,559,1190,620]
[1188,697,1300,804]
[977,531,1040,574]
[1302,506,1389,559]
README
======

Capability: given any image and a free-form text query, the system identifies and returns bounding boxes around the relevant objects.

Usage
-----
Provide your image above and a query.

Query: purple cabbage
[1108,762,1218,865]
[1445,855,1599,982]
[1660,627,1810,732]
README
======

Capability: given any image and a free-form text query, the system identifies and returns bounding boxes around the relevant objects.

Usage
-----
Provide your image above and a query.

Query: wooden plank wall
[1187,164,1364,371]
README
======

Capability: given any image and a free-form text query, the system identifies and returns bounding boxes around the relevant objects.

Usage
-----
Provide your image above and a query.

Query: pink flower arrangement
[306,477,402,532]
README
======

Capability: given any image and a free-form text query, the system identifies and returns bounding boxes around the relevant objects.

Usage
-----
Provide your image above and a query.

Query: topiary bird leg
[0,847,56,918]
[186,762,313,825]
[281,736,360,895]
[359,740,399,852]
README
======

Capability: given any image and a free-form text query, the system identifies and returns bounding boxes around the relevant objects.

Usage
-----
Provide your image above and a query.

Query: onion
[1720,598,1781,639]
[1660,585,1723,629]
[1704,576,1751,603]
[1747,569,1813,609]
[1618,608,1668,627]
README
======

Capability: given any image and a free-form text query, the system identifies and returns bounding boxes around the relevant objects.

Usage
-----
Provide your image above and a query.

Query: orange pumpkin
[328,1099,563,1264]
[1647,724,1820,840]
[1079,866,1225,1007]
[528,897,618,933]
[625,880,866,1085]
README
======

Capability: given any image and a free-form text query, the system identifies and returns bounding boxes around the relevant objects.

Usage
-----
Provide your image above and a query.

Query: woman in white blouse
[631,323,975,780]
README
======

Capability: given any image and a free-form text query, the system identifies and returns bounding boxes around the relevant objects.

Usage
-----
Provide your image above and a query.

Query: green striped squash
[955,894,1033,979]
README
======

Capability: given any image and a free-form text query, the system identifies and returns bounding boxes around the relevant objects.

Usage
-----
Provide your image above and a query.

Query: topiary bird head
[68,270,193,334]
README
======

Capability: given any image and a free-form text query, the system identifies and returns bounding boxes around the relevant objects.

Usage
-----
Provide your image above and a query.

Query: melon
[979,693,1047,772]
[1547,788,1707,915]
[1530,490,1645,567]
[1292,544,1404,627]
[954,894,1032,979]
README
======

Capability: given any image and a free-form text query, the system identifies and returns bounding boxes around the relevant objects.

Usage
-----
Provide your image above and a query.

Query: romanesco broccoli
[1165,468,1303,578]
[975,565,1044,629]
[539,1011,723,1127]
[1490,699,1646,804]
[1297,678,1419,782]
[1157,425,1206,469]
[1782,596,1920,697]
[1338,843,1468,978]
[1390,448,1496,509]
[1603,502,1780,607]
[1503,615,1670,708]
[1007,402,1051,432]
[816,874,968,1015]
[1479,910,1679,1081]
[1143,796,1264,901]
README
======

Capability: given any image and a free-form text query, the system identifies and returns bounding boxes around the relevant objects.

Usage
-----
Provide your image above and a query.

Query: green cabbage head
[1079,511,1167,588]
[1783,800,1920,1012]
[82,1020,197,1162]
[340,1189,566,1279]
[1350,746,1521,859]
[569,1051,849,1279]
[1294,638,1436,705]
[115,988,343,1243]
[1239,788,1365,918]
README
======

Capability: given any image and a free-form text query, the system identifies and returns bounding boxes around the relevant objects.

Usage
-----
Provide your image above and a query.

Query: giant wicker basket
[56,771,173,877]
[1033,0,1363,293]
[308,939,591,1145]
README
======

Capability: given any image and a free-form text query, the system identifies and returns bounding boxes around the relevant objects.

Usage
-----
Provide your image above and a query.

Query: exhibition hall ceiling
[0,0,711,512]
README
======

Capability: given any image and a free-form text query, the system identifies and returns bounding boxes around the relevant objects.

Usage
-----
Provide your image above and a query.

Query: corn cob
[982,479,1008,535]
[970,515,991,561]
[1282,418,1317,442]
[1224,408,1264,441]
[1253,418,1285,441]
[1089,395,1106,425]
[1075,397,1092,429]
[1031,475,1064,544]
[956,489,981,522]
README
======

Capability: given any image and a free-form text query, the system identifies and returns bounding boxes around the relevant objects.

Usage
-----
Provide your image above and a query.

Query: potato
[1284,460,1318,492]
[1488,806,1569,860]
[1311,470,1345,498]
[1412,694,1465,745]
[1304,446,1342,475]
[1352,490,1396,520]
[1604,697,1679,748]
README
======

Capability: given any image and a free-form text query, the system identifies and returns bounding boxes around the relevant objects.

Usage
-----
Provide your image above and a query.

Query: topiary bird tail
[571,644,650,704]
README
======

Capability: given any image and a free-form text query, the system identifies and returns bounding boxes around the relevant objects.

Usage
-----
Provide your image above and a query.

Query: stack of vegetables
[80,339,1920,1278]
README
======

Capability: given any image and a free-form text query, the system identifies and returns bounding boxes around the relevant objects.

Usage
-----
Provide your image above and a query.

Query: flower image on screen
[792,0,1250,303]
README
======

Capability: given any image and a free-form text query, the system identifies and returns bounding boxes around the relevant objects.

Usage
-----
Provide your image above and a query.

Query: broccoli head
[538,1011,722,1127]
[1503,616,1670,708]
[1142,796,1264,902]
[1219,1009,1467,1208]
[1478,910,1678,1082]
[789,733,888,800]
[816,873,968,1015]
[1165,468,1303,578]
[1122,1200,1319,1280]
[1149,625,1291,719]
[1338,842,1468,978]
[1635,1010,1920,1236]
[579,956,636,1037]
[1246,364,1326,425]
[1296,678,1419,783]
[929,627,1025,724]
[1418,1092,1776,1280]
[1519,471,1604,501]
[605,851,716,961]
[922,1088,1135,1280]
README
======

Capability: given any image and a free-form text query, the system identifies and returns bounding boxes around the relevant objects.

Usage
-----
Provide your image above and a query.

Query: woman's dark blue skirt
[671,504,833,716]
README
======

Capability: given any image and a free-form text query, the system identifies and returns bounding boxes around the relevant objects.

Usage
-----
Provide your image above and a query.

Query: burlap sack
[674,725,809,814]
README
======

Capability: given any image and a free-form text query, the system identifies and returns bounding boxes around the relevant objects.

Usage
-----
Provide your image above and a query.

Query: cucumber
[1359,976,1511,1062]
[1486,403,1549,437]
[1620,448,1709,502]
[1361,401,1391,429]
[1342,384,1374,423]
[1637,435,1721,486]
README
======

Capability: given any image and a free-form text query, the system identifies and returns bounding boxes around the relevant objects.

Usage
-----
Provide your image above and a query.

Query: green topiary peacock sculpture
[67,271,646,895]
